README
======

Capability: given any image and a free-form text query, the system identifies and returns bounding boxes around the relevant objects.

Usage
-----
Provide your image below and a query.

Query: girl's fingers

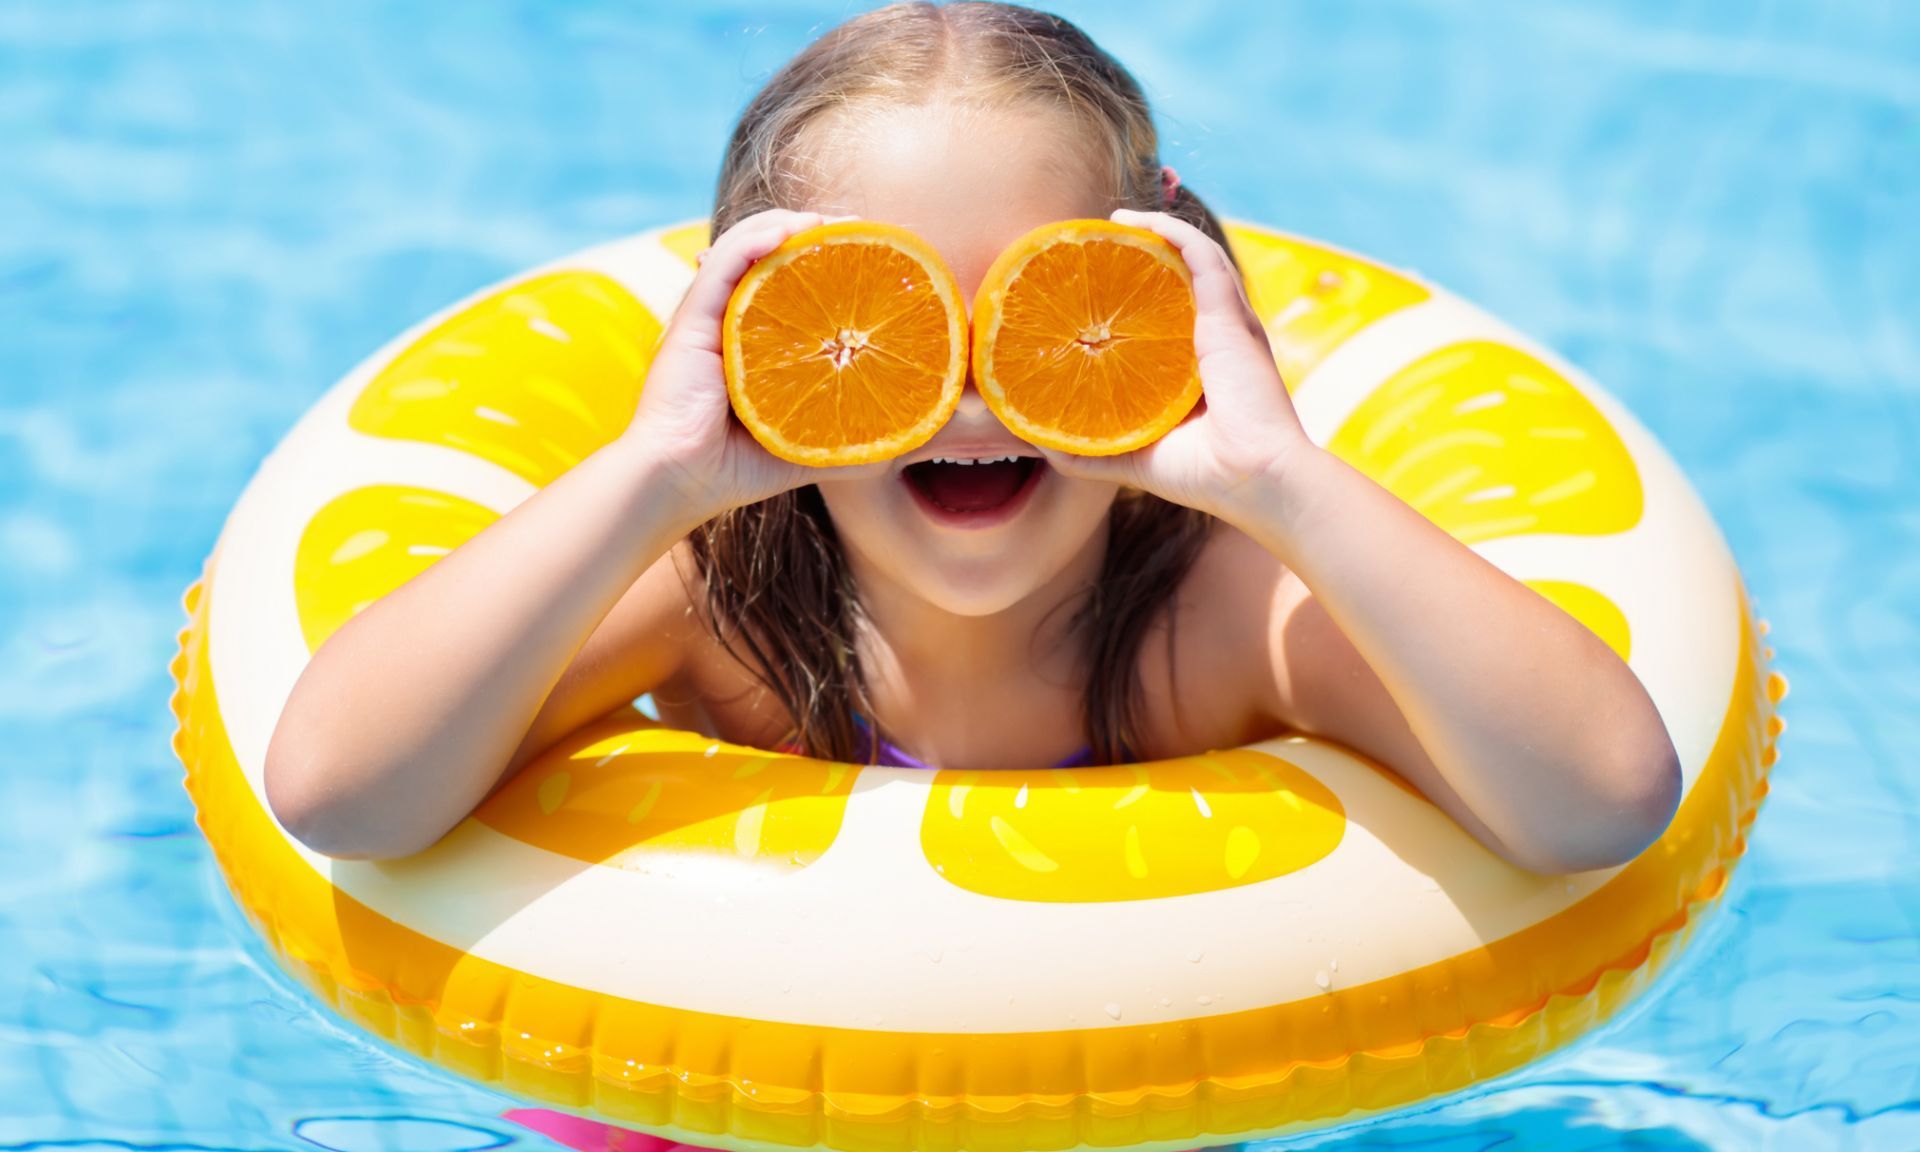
[1037,446,1140,489]
[808,458,894,485]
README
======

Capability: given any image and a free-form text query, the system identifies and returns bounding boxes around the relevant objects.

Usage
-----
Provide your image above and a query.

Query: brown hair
[690,1,1237,765]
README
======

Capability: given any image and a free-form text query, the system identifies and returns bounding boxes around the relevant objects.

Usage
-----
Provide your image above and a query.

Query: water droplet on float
[1196,994,1213,1006]
[1104,1002,1123,1020]
[704,743,720,758]
[1314,970,1331,991]
[1330,958,1339,972]
[1159,996,1172,1008]
[1187,949,1205,963]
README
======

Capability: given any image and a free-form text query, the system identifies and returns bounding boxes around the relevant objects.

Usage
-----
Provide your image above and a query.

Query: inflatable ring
[170,218,1781,1151]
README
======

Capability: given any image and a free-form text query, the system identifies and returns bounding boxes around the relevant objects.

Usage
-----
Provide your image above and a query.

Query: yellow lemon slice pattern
[1328,340,1644,544]
[657,222,709,269]
[294,485,499,653]
[1225,225,1430,389]
[348,271,661,487]
[477,725,855,873]
[922,750,1345,903]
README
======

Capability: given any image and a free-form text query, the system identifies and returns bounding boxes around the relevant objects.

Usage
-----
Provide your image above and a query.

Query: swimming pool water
[2,1,1915,1148]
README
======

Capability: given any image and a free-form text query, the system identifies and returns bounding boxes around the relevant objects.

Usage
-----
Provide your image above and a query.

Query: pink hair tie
[1160,165,1181,207]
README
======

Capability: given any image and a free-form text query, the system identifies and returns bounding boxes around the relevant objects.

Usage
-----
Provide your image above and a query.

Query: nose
[952,373,991,420]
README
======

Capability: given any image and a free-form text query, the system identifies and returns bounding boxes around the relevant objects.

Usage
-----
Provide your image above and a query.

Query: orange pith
[972,219,1200,455]
[722,221,968,466]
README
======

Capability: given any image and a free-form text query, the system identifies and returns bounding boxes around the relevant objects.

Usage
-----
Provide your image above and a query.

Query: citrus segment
[1224,225,1429,389]
[477,723,855,873]
[294,485,499,653]
[921,750,1345,903]
[971,219,1201,455]
[722,221,968,466]
[348,272,661,487]
[1328,340,1643,543]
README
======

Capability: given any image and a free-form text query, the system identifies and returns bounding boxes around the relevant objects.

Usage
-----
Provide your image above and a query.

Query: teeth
[928,455,1024,466]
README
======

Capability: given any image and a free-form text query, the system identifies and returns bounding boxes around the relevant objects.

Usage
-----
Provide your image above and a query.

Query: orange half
[972,219,1200,455]
[722,221,968,466]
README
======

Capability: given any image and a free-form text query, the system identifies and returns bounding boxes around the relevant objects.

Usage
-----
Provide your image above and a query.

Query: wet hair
[690,1,1238,765]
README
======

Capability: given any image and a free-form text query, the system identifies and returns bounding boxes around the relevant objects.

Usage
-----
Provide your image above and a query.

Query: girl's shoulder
[1130,521,1294,757]
[651,540,807,748]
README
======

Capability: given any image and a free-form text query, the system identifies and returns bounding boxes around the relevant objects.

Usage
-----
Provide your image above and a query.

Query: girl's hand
[619,209,886,530]
[1039,209,1317,526]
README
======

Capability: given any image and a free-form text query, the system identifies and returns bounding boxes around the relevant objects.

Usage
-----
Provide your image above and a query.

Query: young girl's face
[802,101,1123,618]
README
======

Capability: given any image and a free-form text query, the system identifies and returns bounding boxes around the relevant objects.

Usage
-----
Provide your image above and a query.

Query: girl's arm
[1051,210,1681,875]
[1249,445,1680,873]
[265,209,871,861]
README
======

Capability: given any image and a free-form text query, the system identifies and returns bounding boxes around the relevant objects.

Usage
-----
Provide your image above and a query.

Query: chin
[896,552,1068,617]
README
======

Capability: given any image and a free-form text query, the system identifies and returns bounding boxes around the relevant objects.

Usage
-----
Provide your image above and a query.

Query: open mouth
[901,455,1046,522]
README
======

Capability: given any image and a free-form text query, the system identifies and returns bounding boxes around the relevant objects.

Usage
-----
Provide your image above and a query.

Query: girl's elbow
[1602,722,1684,859]
[264,739,429,862]
[1613,737,1685,860]
[1518,737,1683,875]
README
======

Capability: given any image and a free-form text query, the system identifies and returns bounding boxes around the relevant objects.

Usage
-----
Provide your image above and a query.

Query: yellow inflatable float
[169,218,1781,1151]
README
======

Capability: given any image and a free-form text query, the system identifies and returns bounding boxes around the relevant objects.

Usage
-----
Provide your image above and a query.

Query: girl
[264,1,1679,892]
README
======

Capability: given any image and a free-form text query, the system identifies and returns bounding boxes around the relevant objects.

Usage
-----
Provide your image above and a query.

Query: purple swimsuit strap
[853,714,1096,770]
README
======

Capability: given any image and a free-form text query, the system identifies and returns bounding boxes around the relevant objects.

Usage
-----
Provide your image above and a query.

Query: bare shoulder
[1131,520,1292,758]
[648,542,800,749]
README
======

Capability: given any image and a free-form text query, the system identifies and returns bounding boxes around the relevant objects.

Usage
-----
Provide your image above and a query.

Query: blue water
[2,1,1915,1149]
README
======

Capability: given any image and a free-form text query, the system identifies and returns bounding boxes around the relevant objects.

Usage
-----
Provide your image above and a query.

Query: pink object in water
[504,1108,1210,1152]
[502,1108,716,1152]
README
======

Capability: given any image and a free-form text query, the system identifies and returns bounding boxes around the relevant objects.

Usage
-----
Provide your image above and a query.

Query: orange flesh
[728,232,964,463]
[977,224,1199,453]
